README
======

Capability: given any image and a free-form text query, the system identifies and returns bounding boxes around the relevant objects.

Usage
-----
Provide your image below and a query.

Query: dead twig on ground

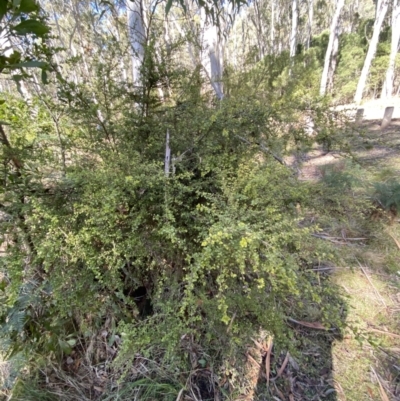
[356,259,387,308]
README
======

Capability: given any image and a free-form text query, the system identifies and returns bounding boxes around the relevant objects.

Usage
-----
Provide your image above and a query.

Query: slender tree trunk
[270,0,275,53]
[201,9,224,99]
[381,0,400,99]
[307,0,314,49]
[327,25,340,91]
[126,0,145,86]
[320,0,344,96]
[253,0,265,59]
[354,0,389,103]
[290,0,298,58]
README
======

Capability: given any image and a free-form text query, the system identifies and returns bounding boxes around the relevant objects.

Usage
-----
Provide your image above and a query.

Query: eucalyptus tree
[354,0,389,103]
[381,0,400,98]
[319,0,344,96]
[289,0,298,59]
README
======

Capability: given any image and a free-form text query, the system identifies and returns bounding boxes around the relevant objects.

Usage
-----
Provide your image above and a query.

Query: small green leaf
[12,19,49,36]
[0,120,10,125]
[198,358,207,367]
[11,74,23,81]
[8,50,21,64]
[19,0,39,13]
[10,60,47,68]
[165,0,173,14]
[0,0,9,22]
[41,68,48,84]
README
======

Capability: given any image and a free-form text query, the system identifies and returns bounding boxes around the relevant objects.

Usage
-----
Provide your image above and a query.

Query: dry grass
[332,267,400,401]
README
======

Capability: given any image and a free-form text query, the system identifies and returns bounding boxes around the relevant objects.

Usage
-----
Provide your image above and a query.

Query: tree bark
[126,0,146,86]
[354,0,389,103]
[320,0,344,96]
[381,0,400,99]
[290,0,298,58]
[307,0,314,49]
[327,25,340,91]
[201,9,224,99]
[270,0,275,53]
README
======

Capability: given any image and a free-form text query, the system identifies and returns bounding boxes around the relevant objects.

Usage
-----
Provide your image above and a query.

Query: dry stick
[371,366,390,401]
[175,388,185,401]
[368,328,400,339]
[356,259,387,308]
[265,337,273,386]
[311,233,366,244]
[226,311,237,334]
[388,232,400,250]
[312,234,367,241]
[247,352,261,368]
[272,352,290,380]
[286,317,335,331]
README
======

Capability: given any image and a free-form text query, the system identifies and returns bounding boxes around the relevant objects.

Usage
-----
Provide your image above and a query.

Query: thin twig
[356,259,386,308]
[371,366,390,401]
[368,328,400,339]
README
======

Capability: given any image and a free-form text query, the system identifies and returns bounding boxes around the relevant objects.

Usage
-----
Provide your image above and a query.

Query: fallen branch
[235,135,290,168]
[312,233,367,244]
[368,328,400,339]
[286,317,335,331]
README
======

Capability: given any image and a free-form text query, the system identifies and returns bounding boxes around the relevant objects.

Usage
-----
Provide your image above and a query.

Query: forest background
[0,0,400,399]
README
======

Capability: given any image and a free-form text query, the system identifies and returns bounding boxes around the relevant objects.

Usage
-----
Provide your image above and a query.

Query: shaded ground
[297,119,400,181]
[281,118,400,401]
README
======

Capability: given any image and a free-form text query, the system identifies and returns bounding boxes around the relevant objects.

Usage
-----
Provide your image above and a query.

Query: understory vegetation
[0,0,400,400]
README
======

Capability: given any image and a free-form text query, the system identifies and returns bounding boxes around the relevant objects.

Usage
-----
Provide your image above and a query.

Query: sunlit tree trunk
[354,0,389,103]
[270,0,275,53]
[381,0,400,99]
[307,0,314,49]
[327,25,340,91]
[290,0,298,58]
[126,0,146,86]
[320,0,344,96]
[252,0,265,59]
[201,9,224,99]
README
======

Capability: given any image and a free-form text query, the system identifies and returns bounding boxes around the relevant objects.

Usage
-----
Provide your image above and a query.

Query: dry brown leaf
[287,317,327,330]
[289,393,295,401]
[367,386,374,398]
[275,352,290,379]
[273,382,285,400]
[265,337,273,386]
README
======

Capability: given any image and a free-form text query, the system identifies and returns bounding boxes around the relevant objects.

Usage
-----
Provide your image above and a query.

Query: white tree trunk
[126,0,145,86]
[290,0,298,58]
[201,9,224,99]
[354,0,389,103]
[381,0,400,99]
[319,0,344,96]
[327,25,340,91]
[307,0,314,49]
[270,0,275,53]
